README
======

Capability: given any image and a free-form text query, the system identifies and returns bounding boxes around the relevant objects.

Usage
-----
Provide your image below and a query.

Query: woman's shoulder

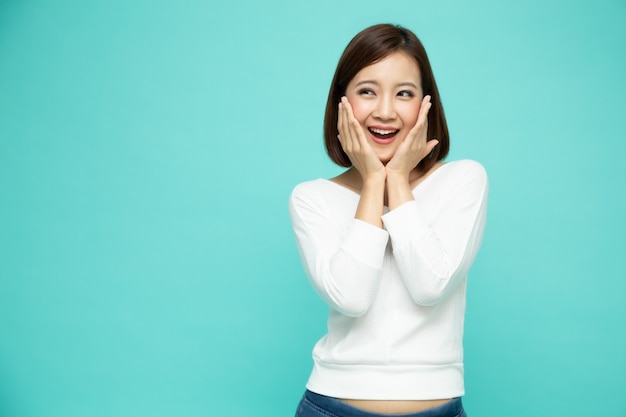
[291,178,330,197]
[289,179,356,221]
[291,178,339,204]
[416,160,487,196]
[290,177,359,213]
[435,159,487,183]
[292,176,359,196]
[442,159,486,173]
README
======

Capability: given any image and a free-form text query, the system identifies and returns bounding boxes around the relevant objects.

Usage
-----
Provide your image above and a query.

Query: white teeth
[370,128,397,135]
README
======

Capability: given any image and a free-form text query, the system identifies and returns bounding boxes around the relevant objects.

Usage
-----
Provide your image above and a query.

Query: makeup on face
[345,52,423,163]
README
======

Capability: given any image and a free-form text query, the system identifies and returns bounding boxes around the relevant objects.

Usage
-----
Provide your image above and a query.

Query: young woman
[289,24,488,417]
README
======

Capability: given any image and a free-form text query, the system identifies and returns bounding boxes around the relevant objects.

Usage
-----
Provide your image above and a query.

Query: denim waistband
[303,390,464,417]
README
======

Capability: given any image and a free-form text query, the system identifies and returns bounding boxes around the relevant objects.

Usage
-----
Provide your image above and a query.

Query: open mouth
[368,127,399,141]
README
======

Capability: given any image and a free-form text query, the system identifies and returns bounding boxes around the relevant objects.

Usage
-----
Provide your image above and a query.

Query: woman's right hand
[337,97,385,182]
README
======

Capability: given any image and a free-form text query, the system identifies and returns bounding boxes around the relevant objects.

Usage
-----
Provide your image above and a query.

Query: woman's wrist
[385,168,411,186]
[365,169,387,181]
[361,169,386,189]
[356,172,385,228]
[385,170,415,210]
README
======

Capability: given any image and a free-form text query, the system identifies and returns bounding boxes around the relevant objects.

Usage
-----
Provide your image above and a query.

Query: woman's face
[345,51,423,164]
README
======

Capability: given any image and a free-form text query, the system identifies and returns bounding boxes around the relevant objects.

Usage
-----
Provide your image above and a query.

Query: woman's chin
[371,143,400,165]
[377,154,394,165]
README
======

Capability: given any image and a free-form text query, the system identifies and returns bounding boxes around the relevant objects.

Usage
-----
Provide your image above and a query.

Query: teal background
[1,0,625,416]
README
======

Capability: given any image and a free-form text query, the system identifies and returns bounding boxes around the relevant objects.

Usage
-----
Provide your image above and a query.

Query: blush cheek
[405,105,420,130]
[348,100,368,124]
[347,95,377,124]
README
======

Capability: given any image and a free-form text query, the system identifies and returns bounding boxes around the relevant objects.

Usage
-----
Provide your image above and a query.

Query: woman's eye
[358,88,375,96]
[398,90,415,98]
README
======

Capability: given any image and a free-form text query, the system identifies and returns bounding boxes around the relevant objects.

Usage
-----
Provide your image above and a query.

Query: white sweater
[289,160,488,400]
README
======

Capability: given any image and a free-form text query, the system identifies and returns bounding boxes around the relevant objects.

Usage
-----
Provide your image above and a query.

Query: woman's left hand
[385,95,438,179]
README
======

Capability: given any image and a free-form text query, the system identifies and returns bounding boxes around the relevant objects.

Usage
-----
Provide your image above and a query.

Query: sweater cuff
[381,200,429,246]
[343,219,389,266]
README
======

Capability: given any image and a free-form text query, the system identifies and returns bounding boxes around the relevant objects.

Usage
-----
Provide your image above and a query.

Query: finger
[422,139,439,159]
[343,98,357,123]
[339,98,357,153]
[338,100,350,140]
[418,95,432,118]
[415,95,432,130]
[342,97,364,152]
[337,101,343,133]
[342,97,368,149]
[405,95,432,143]
[341,98,355,133]
[339,98,354,148]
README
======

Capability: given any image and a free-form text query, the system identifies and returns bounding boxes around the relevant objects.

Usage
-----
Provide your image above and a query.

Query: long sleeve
[289,181,389,317]
[381,160,488,306]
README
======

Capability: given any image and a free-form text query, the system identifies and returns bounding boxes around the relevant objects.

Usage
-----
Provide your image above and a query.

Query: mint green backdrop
[1,0,625,416]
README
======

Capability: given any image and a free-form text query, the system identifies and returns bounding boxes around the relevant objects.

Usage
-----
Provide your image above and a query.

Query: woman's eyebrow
[397,82,419,89]
[354,80,378,87]
[354,80,419,89]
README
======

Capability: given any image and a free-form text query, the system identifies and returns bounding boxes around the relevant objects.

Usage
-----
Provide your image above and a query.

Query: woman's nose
[373,97,395,120]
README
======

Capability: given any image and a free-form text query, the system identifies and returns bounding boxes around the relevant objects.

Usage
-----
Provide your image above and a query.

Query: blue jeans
[295,390,467,417]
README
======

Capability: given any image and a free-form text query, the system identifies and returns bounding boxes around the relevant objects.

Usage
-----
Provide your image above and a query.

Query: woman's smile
[368,125,400,144]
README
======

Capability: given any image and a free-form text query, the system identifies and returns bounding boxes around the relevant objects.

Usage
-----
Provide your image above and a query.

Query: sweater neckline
[320,161,454,197]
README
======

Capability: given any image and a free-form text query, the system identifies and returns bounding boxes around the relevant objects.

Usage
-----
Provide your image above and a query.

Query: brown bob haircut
[324,24,449,171]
